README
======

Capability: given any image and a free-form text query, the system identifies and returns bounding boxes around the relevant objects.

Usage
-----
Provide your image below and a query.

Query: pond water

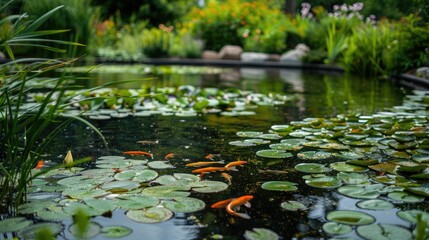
[10,66,429,240]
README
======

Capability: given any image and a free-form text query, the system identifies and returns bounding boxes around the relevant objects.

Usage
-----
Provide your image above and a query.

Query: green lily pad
[237,131,263,138]
[271,125,294,132]
[406,185,429,197]
[297,151,331,160]
[337,185,381,199]
[330,162,367,172]
[141,186,191,198]
[69,221,101,239]
[101,226,133,238]
[346,159,379,166]
[62,188,108,199]
[115,195,159,210]
[336,172,369,185]
[387,191,425,203]
[326,210,375,225]
[190,180,229,193]
[413,152,429,163]
[320,143,350,150]
[244,139,271,145]
[305,177,342,189]
[256,150,292,158]
[289,130,313,138]
[368,162,397,174]
[357,224,412,240]
[383,149,411,159]
[356,199,394,210]
[244,228,279,240]
[280,201,307,211]
[18,223,63,239]
[322,222,352,235]
[229,140,256,147]
[133,170,159,182]
[334,151,364,159]
[0,217,33,233]
[148,161,175,169]
[18,201,55,214]
[162,197,206,213]
[397,210,429,224]
[279,138,307,150]
[258,133,282,140]
[344,133,368,141]
[294,163,331,173]
[126,207,173,223]
[36,209,71,221]
[261,181,298,192]
[114,171,136,181]
[101,180,141,192]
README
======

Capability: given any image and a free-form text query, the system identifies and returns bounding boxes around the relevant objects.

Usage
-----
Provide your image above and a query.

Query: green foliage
[141,26,173,58]
[186,0,288,52]
[21,0,92,57]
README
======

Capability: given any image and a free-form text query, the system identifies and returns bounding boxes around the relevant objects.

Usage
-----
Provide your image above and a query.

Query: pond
[4,65,429,240]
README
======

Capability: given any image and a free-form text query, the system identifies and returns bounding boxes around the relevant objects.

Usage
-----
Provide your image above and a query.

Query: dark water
[47,66,414,239]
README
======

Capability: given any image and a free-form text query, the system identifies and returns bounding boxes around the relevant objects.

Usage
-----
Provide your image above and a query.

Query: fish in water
[192,167,226,174]
[164,153,176,160]
[123,151,153,159]
[258,169,290,175]
[221,172,232,185]
[35,160,45,169]
[211,195,254,219]
[205,153,221,160]
[186,160,225,167]
[225,160,247,171]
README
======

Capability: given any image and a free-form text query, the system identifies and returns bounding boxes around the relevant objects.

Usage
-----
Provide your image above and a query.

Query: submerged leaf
[126,207,173,223]
[326,210,375,225]
[322,222,352,235]
[101,226,133,238]
[261,181,298,192]
[244,228,279,240]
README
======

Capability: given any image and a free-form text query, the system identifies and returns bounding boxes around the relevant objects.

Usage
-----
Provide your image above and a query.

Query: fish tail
[233,212,251,219]
[227,166,238,171]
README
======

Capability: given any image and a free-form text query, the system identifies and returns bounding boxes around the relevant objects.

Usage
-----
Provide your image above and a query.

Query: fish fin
[227,166,238,171]
[219,160,225,164]
[234,212,251,219]
[244,202,251,208]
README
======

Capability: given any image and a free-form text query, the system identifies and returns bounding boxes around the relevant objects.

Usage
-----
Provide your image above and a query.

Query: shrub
[141,25,173,58]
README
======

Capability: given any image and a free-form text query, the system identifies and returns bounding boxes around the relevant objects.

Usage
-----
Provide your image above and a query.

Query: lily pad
[162,197,206,213]
[36,209,71,221]
[397,210,429,224]
[126,207,173,223]
[133,170,159,182]
[115,196,159,210]
[148,161,175,169]
[114,171,136,181]
[336,172,369,185]
[261,181,298,192]
[62,188,108,199]
[294,163,331,173]
[337,185,380,199]
[297,151,331,161]
[244,139,271,145]
[271,125,294,132]
[0,217,33,233]
[330,162,367,172]
[356,199,394,210]
[305,177,342,189]
[69,221,101,239]
[322,222,352,235]
[406,185,429,197]
[357,224,412,240]
[101,226,133,238]
[256,150,292,159]
[387,191,425,203]
[237,131,263,138]
[258,133,282,140]
[280,201,307,211]
[190,180,229,193]
[412,152,429,163]
[101,181,141,192]
[244,228,279,240]
[326,210,375,225]
[229,140,256,147]
[141,186,191,198]
[18,223,63,239]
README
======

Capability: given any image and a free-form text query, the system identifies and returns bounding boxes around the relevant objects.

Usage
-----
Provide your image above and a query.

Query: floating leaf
[322,222,352,235]
[406,186,429,197]
[18,201,54,214]
[397,210,429,224]
[133,170,159,182]
[258,133,282,140]
[62,188,108,199]
[334,151,364,159]
[356,199,394,210]
[387,191,425,203]
[305,177,342,189]
[261,181,298,192]
[412,152,429,163]
[126,207,173,223]
[330,162,367,172]
[18,223,63,239]
[229,140,256,147]
[256,150,292,159]
[148,161,175,169]
[191,180,228,193]
[237,131,263,138]
[294,163,331,173]
[115,195,159,210]
[346,159,379,166]
[368,162,397,174]
[114,171,136,181]
[101,181,141,192]
[337,172,369,185]
[36,209,71,221]
[162,197,206,213]
[244,139,271,145]
[244,228,279,240]
[69,222,101,239]
[280,201,307,211]
[0,217,33,233]
[101,226,132,238]
[320,143,350,150]
[357,224,412,240]
[337,185,380,199]
[297,151,331,160]
[271,125,294,132]
[326,210,375,225]
[141,186,190,198]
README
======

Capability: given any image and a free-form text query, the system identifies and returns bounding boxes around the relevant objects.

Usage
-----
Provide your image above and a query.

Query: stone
[280,43,310,63]
[416,67,429,78]
[218,45,243,60]
[240,52,269,62]
[202,50,220,60]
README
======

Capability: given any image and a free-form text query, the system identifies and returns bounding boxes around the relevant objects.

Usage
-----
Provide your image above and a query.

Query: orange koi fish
[205,153,221,160]
[225,160,247,171]
[35,160,45,169]
[112,168,123,173]
[164,153,176,160]
[221,172,232,185]
[226,195,254,219]
[192,167,226,174]
[211,198,234,208]
[123,151,153,159]
[186,160,225,167]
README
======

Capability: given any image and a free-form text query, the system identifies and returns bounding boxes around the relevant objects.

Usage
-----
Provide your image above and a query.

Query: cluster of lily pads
[231,89,429,239]
[0,155,229,239]
[30,86,294,119]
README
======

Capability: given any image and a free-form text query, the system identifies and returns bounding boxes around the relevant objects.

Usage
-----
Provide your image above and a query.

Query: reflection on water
[47,66,414,239]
